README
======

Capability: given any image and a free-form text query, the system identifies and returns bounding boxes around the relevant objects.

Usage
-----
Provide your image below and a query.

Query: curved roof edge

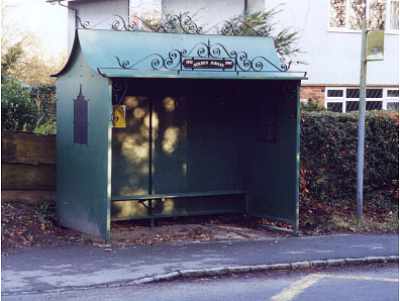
[51,31,80,77]
[53,29,307,81]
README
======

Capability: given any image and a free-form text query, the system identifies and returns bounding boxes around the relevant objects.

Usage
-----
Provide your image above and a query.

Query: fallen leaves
[299,196,399,235]
[2,195,397,252]
[2,200,84,251]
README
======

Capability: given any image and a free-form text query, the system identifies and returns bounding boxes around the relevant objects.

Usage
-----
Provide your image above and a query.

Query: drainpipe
[244,0,249,16]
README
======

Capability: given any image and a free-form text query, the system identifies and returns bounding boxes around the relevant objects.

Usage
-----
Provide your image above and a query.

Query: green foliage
[31,84,56,131]
[301,99,326,112]
[34,119,56,135]
[1,42,23,77]
[2,33,64,85]
[1,77,37,132]
[220,9,300,60]
[301,111,399,203]
[138,12,202,34]
[142,9,300,61]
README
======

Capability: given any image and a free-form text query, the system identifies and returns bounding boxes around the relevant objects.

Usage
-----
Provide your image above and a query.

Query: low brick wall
[2,132,56,201]
[300,86,325,106]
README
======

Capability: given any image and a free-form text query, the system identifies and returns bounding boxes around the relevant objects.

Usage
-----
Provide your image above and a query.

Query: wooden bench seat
[111,190,248,226]
[111,190,247,202]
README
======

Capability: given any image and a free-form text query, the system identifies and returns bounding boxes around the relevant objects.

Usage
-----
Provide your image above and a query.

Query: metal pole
[244,0,249,16]
[356,1,368,221]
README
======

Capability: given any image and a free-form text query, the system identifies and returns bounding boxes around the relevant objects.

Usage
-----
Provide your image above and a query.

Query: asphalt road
[4,265,398,301]
[3,234,398,294]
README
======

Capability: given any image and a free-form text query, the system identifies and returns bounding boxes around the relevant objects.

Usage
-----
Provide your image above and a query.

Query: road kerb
[2,255,398,296]
[143,255,399,284]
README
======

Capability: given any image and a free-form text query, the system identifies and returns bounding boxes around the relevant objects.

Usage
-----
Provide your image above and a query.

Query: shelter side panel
[245,81,300,226]
[56,56,111,240]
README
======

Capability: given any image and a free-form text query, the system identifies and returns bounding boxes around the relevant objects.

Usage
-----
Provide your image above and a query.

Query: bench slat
[111,190,246,202]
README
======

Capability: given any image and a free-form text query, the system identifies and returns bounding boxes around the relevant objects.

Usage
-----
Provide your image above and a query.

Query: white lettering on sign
[183,59,234,70]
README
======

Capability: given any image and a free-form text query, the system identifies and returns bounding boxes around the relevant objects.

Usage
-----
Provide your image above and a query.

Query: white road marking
[270,274,324,301]
[269,272,398,301]
[320,274,399,283]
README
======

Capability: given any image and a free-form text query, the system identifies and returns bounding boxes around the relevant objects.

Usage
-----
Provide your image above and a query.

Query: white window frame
[328,0,399,34]
[383,88,400,109]
[386,0,400,34]
[325,87,399,112]
[344,88,381,112]
[325,87,346,113]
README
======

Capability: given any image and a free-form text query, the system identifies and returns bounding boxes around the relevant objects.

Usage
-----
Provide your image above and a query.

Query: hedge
[300,111,399,203]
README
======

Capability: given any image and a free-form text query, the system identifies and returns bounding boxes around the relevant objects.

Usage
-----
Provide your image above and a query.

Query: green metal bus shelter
[54,28,306,241]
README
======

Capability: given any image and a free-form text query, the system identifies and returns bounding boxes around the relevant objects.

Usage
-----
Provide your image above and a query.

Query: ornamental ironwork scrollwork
[184,41,234,60]
[115,49,182,72]
[163,13,203,34]
[112,79,128,104]
[110,13,202,34]
[111,15,162,32]
[76,16,90,29]
[114,39,290,73]
[112,15,138,31]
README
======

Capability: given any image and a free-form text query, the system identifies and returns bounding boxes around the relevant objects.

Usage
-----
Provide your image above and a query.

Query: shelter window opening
[73,85,89,145]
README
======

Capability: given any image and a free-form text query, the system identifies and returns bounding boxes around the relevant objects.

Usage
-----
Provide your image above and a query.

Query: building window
[384,88,400,110]
[366,88,383,98]
[326,87,399,113]
[346,88,360,98]
[388,0,400,32]
[387,102,399,110]
[327,102,344,112]
[73,85,89,145]
[330,0,347,28]
[387,89,400,97]
[329,0,398,32]
[327,89,344,97]
[346,100,360,111]
[366,100,383,110]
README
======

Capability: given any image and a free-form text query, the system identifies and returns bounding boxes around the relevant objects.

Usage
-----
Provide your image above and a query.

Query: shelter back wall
[111,79,299,223]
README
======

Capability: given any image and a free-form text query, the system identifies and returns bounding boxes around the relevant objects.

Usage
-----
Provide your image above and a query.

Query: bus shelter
[54,28,306,241]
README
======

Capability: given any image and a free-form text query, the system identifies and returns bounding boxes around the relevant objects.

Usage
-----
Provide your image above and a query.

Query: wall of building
[247,0,265,13]
[300,86,325,105]
[266,0,399,86]
[68,0,265,43]
[161,0,244,32]
[66,0,398,87]
[161,0,264,32]
[67,0,129,50]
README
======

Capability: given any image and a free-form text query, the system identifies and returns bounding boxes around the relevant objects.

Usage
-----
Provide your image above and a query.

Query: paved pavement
[1,234,398,295]
[4,265,398,300]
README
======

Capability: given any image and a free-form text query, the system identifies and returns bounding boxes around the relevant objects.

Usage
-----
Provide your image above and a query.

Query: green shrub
[34,119,56,135]
[301,99,326,112]
[1,77,37,132]
[301,111,399,203]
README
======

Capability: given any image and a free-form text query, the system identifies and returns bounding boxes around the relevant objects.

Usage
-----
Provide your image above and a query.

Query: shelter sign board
[183,59,234,70]
[367,31,384,61]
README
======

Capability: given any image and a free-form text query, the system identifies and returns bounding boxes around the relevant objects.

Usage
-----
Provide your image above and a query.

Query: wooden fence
[2,132,55,202]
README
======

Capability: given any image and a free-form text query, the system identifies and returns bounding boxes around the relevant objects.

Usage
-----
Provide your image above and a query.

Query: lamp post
[356,0,368,221]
